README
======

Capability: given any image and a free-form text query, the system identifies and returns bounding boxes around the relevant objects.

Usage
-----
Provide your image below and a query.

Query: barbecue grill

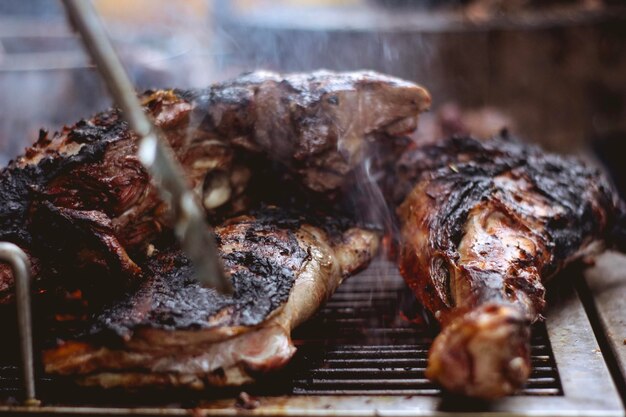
[0,259,623,416]
[0,1,625,416]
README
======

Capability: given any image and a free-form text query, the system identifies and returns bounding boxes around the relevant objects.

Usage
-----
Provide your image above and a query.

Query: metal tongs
[61,0,232,295]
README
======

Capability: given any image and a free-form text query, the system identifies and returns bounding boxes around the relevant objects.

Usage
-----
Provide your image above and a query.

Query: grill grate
[0,260,563,406]
[287,260,563,396]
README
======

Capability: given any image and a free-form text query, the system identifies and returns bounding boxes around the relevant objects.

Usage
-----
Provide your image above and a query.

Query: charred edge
[418,135,619,271]
[181,86,254,139]
[86,212,310,340]
[0,108,130,246]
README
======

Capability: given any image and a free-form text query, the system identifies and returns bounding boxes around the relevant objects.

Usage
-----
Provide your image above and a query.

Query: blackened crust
[0,109,132,245]
[90,207,310,338]
[398,134,621,272]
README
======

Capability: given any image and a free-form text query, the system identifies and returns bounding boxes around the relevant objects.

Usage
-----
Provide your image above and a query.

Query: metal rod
[61,0,232,294]
[0,243,39,406]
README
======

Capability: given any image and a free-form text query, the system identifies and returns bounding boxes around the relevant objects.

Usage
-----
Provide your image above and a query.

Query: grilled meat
[0,70,429,302]
[198,70,430,193]
[43,207,379,388]
[397,134,624,398]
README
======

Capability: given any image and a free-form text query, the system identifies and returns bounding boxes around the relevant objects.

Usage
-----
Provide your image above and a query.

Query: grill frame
[0,260,623,416]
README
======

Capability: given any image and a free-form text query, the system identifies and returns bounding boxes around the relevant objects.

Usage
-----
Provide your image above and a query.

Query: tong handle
[62,0,232,294]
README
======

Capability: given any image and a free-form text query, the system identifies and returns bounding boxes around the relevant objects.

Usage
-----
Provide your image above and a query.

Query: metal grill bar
[0,260,564,401]
[286,261,563,397]
[0,260,623,416]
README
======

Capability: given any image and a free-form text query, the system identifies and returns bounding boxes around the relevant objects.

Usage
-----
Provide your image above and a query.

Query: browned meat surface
[43,207,379,388]
[397,134,624,398]
[0,70,429,303]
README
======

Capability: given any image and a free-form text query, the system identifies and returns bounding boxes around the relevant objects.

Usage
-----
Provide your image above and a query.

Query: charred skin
[43,207,379,388]
[398,135,622,399]
[0,70,429,302]
[185,70,430,193]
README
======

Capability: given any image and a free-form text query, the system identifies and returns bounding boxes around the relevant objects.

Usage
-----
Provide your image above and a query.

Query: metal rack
[0,257,622,416]
[0,243,37,407]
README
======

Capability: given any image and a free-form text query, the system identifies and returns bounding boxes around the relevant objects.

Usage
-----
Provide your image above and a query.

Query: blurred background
[1,0,625,194]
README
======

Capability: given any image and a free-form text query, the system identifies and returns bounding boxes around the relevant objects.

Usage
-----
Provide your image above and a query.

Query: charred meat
[397,134,624,398]
[43,207,379,388]
[190,70,430,193]
[0,70,429,302]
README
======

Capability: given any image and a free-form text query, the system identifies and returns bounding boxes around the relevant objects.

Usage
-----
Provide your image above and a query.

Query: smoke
[210,1,436,331]
[212,1,437,81]
[353,157,398,238]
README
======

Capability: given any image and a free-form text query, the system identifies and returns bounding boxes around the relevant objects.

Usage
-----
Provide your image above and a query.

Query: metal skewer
[61,0,232,294]
[0,243,39,406]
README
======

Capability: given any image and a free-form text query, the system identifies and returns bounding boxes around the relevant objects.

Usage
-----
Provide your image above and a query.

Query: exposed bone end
[507,356,527,382]
[426,304,531,399]
[202,170,232,210]
[192,158,222,171]
[204,187,232,210]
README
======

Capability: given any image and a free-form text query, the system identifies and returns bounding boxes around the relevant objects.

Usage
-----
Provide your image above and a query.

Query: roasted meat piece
[397,135,624,398]
[43,207,379,388]
[192,70,430,193]
[0,70,429,302]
